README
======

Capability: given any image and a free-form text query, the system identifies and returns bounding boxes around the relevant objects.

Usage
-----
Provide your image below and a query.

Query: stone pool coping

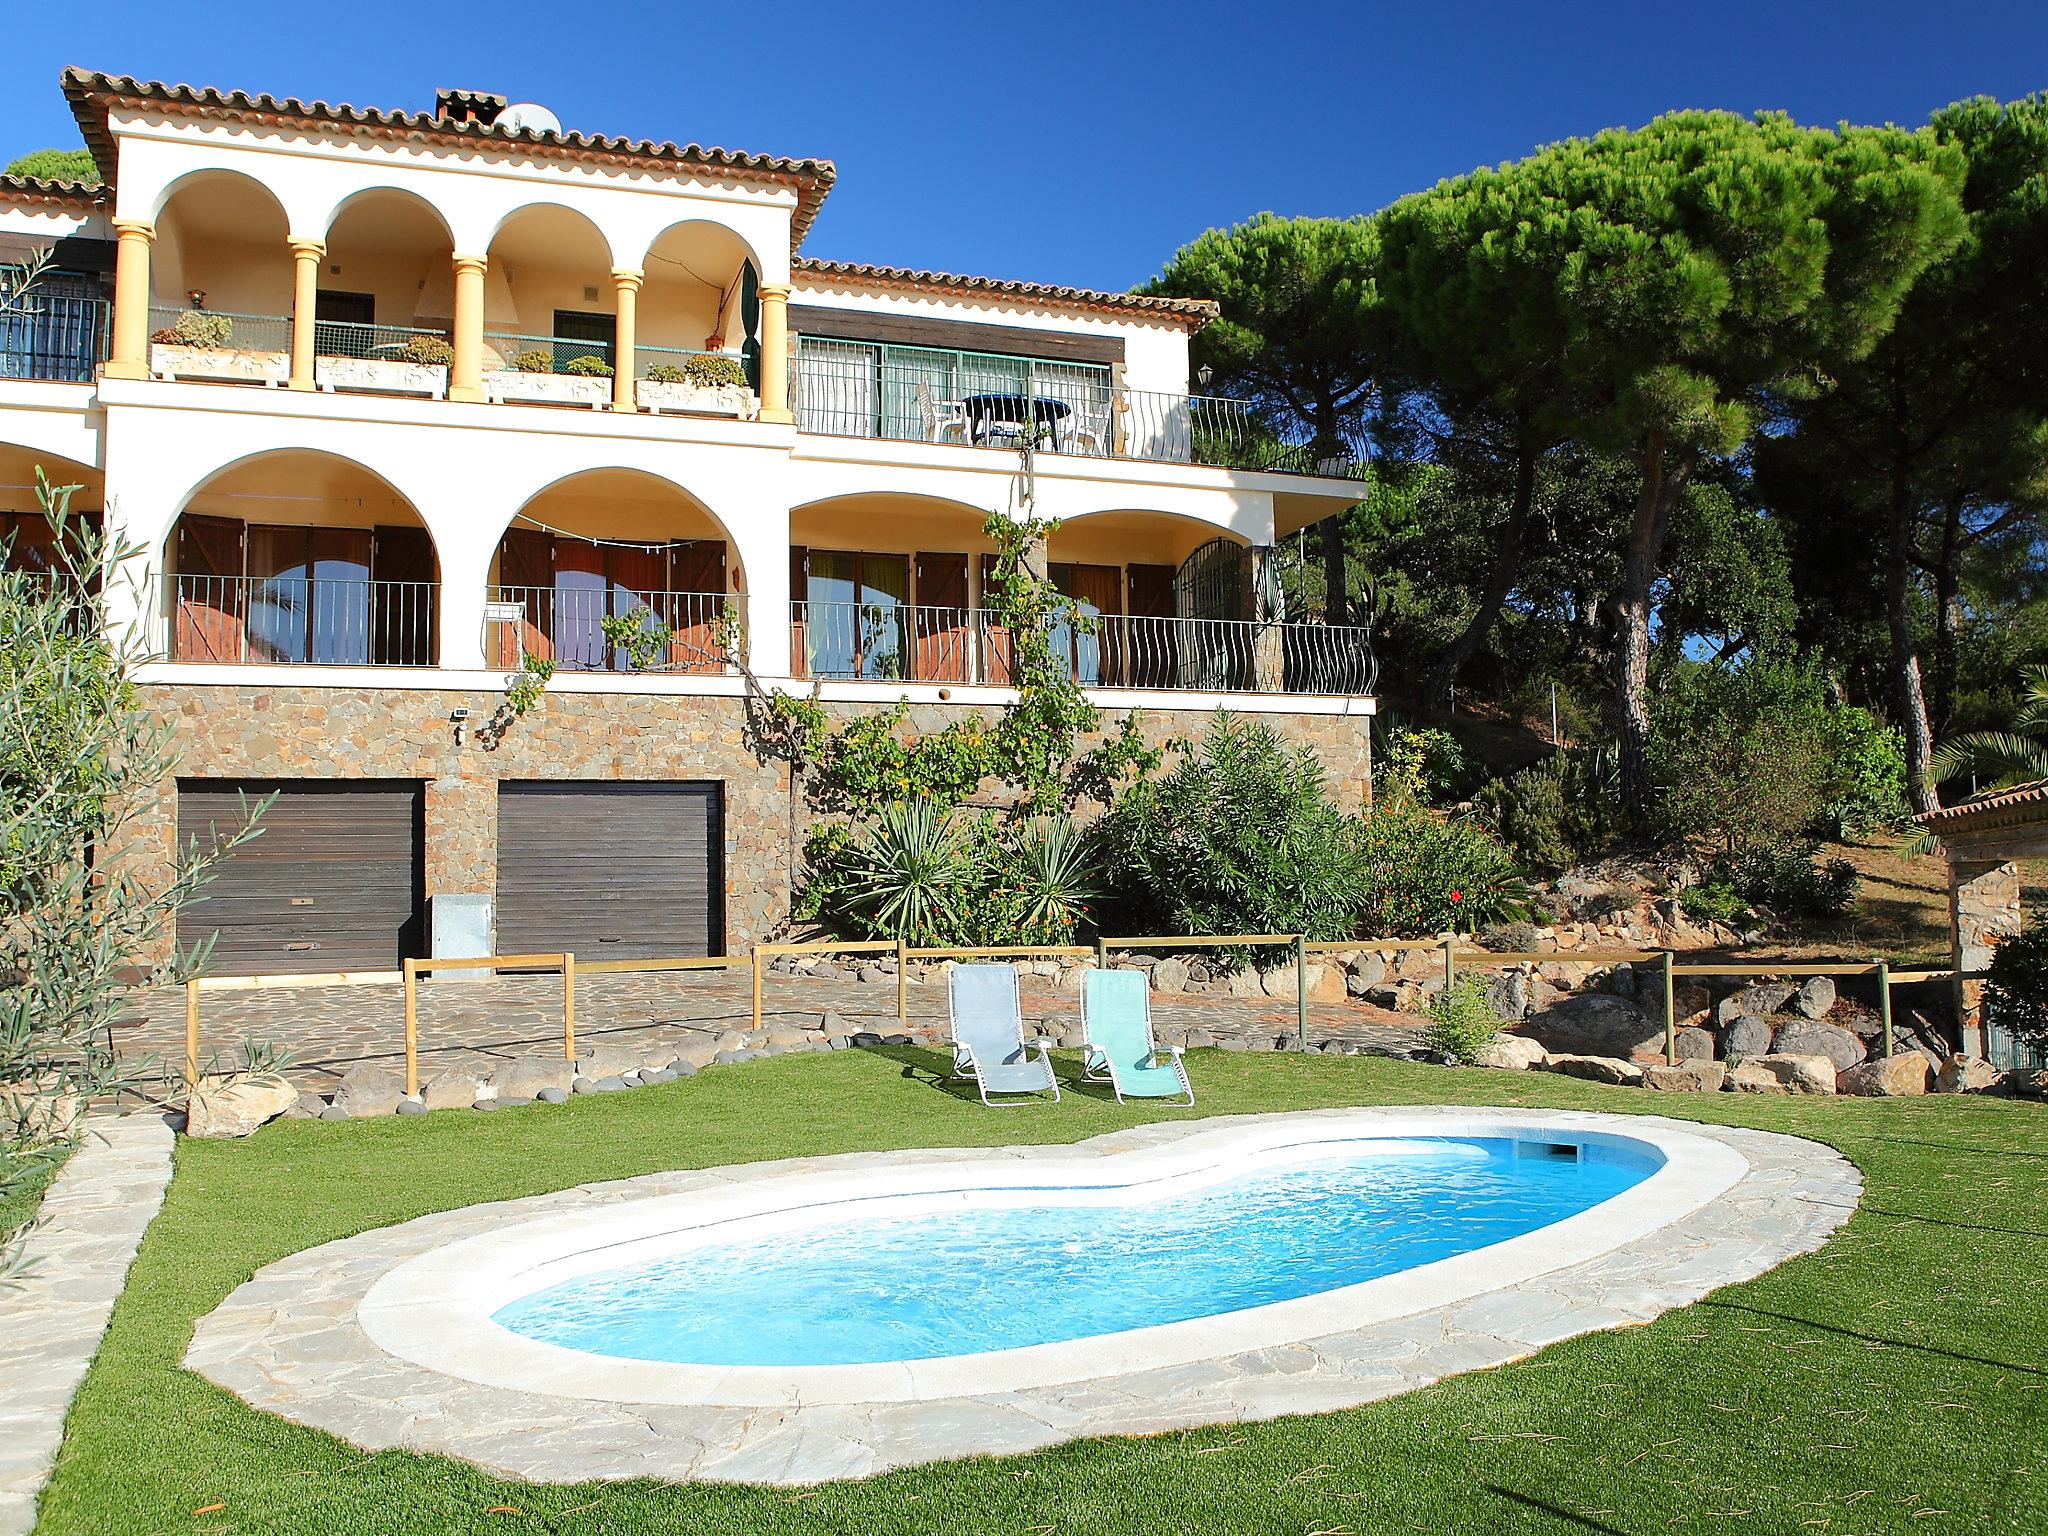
[186,1106,1861,1486]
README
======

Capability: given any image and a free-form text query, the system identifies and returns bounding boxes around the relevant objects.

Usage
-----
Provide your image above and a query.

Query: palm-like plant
[838,800,972,946]
[1001,815,1099,944]
[1929,665,2048,794]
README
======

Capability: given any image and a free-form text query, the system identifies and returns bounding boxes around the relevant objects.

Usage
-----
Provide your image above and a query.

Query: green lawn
[33,1049,2048,1535]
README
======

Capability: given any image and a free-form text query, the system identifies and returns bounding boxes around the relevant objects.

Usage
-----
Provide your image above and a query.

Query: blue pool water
[492,1137,1655,1366]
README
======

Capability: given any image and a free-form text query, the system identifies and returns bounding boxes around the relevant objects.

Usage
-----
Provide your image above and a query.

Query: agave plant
[999,815,1100,944]
[1929,664,2048,794]
[838,800,973,946]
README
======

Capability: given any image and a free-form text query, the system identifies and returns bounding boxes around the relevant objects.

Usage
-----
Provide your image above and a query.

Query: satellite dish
[498,103,562,136]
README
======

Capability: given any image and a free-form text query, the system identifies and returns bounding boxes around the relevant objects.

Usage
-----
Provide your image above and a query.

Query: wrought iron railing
[790,341,1368,478]
[792,602,1375,694]
[489,584,738,674]
[0,289,107,382]
[164,575,436,666]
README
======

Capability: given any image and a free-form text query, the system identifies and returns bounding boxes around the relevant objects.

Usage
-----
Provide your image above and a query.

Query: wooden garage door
[495,782,724,960]
[177,780,425,975]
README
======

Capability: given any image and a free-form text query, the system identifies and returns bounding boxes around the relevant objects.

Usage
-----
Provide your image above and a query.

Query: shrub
[563,353,613,378]
[972,815,1098,946]
[1710,842,1858,919]
[1985,923,2048,1050]
[400,334,454,367]
[1472,746,1625,871]
[1478,921,1542,954]
[1354,805,1535,936]
[644,364,688,384]
[1096,715,1370,941]
[685,354,748,387]
[512,348,555,374]
[836,801,973,947]
[1424,976,1500,1064]
[1374,722,1470,807]
[1678,880,1754,928]
[1820,708,1908,837]
[167,310,232,350]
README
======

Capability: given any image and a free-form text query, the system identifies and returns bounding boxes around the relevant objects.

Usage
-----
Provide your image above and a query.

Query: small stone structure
[1916,779,2048,1063]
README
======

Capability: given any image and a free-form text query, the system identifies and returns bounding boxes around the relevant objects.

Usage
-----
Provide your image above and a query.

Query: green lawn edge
[33,1048,2048,1534]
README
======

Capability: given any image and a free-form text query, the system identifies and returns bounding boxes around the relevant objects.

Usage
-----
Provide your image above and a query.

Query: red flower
[1450,890,1463,903]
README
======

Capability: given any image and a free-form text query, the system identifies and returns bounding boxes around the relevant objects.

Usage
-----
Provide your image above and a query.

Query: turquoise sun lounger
[1081,969,1194,1105]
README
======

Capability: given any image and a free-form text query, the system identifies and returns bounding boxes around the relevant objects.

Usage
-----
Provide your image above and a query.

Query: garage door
[177,780,425,975]
[495,782,724,960]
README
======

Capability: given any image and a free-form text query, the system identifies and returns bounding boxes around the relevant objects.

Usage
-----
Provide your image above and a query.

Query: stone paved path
[185,1107,1860,1486]
[0,1114,175,1536]
[118,970,1429,1098]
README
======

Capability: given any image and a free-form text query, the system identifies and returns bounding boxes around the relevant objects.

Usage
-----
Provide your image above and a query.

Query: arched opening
[151,171,292,377]
[314,189,456,385]
[1047,511,1251,688]
[638,219,760,396]
[490,470,741,675]
[0,443,103,575]
[789,494,995,681]
[166,451,438,666]
[482,204,614,378]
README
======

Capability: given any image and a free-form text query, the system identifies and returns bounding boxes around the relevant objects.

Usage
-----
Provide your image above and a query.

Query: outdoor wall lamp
[449,706,472,747]
[186,290,206,309]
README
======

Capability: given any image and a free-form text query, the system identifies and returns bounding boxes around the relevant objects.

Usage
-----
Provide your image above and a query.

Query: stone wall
[128,683,1372,960]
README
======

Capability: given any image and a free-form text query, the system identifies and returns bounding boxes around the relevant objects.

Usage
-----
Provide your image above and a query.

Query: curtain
[795,339,878,436]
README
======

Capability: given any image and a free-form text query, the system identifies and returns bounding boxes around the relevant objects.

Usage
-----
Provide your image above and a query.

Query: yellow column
[287,238,325,391]
[103,218,155,380]
[611,267,641,412]
[449,253,488,403]
[757,283,792,423]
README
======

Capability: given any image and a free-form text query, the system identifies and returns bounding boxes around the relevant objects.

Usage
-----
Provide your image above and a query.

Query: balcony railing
[792,602,1376,695]
[165,575,437,666]
[790,343,1368,478]
[483,331,613,373]
[489,585,738,674]
[0,290,108,382]
[148,306,292,353]
[312,319,450,361]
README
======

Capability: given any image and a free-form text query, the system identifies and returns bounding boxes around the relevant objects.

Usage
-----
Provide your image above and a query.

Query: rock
[1770,1019,1867,1073]
[395,1097,428,1116]
[1644,1061,1728,1093]
[1487,971,1532,1022]
[1790,976,1837,1019]
[1524,993,1663,1060]
[319,1104,351,1121]
[1672,1025,1717,1062]
[1346,954,1386,992]
[1226,969,1263,999]
[418,1071,485,1112]
[575,1046,642,1081]
[1259,966,1296,998]
[494,1054,576,1101]
[536,1086,571,1105]
[1838,1054,1930,1096]
[1364,986,1402,1010]
[0,1073,81,1141]
[184,1073,298,1139]
[330,1064,407,1119]
[1716,981,1797,1025]
[1601,964,1643,1001]
[1476,1034,1548,1071]
[1935,1054,2001,1094]
[1720,1014,1776,1060]
[1307,964,1346,1003]
[1544,1053,1645,1086]
[1395,947,1445,983]
[641,1067,677,1085]
[472,1097,498,1111]
[671,1037,719,1069]
[1672,981,1713,1027]
[281,1098,320,1120]
[1152,957,1192,994]
[713,1048,752,1065]
[1184,1029,1217,1049]
[2009,1069,2048,1098]
[857,964,884,984]
[1730,1053,1836,1095]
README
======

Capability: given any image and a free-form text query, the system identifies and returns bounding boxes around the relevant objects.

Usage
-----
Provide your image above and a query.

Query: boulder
[1673,1025,1718,1062]
[1837,1054,1931,1097]
[1543,1053,1645,1086]
[1770,1019,1867,1073]
[1395,946,1445,983]
[1644,1061,1727,1093]
[1308,965,1347,1003]
[418,1070,487,1112]
[1346,954,1386,993]
[1730,1053,1836,1095]
[1721,1014,1776,1060]
[1524,993,1664,1061]
[1716,981,1797,1026]
[1789,976,1837,1020]
[1476,1034,1548,1071]
[575,1045,642,1081]
[184,1073,298,1138]
[493,1054,576,1101]
[1487,971,1532,1022]
[0,1073,81,1141]
[330,1064,407,1119]
[535,1085,570,1105]
[672,1037,720,1070]
[1935,1054,2002,1094]
[395,1098,427,1116]
[1227,969,1263,999]
[1152,957,1192,995]
[1672,982,1714,1028]
[1260,966,1299,999]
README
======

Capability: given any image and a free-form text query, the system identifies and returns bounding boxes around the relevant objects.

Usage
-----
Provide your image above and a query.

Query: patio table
[962,394,1070,451]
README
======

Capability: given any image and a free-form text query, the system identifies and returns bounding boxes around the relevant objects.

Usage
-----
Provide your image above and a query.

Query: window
[552,310,616,373]
[313,290,375,358]
[801,550,909,679]
[793,338,1111,449]
[0,266,103,382]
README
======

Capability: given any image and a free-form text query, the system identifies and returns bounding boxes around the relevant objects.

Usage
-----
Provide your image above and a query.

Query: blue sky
[7,1,2046,292]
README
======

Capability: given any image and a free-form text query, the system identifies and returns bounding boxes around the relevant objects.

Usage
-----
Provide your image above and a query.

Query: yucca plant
[995,815,1099,945]
[838,800,973,946]
[1929,664,2048,794]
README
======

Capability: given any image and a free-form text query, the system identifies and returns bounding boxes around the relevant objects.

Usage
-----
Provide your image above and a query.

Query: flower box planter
[637,379,758,419]
[150,344,289,387]
[316,355,448,399]
[483,370,609,409]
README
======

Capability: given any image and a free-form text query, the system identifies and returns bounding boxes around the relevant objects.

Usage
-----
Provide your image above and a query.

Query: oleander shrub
[1374,721,1471,807]
[399,334,454,367]
[1424,976,1500,1064]
[1354,804,1536,936]
[563,353,614,378]
[1710,842,1858,920]
[1985,922,2048,1050]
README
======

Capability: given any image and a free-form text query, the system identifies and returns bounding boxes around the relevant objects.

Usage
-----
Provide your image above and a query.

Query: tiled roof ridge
[794,256,1218,326]
[1916,776,2048,825]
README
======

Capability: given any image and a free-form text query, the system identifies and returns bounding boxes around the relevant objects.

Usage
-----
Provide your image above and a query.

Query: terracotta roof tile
[0,173,108,209]
[1916,777,2048,827]
[60,68,837,244]
[794,256,1218,327]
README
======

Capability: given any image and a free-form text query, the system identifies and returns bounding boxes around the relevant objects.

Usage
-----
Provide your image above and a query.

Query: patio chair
[948,963,1061,1107]
[915,382,969,445]
[1066,400,1111,456]
[1081,969,1194,1105]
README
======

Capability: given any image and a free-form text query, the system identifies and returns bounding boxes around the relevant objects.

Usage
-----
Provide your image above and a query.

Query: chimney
[435,89,508,128]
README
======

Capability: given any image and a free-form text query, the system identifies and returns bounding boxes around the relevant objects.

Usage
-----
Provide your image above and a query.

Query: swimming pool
[493,1136,1657,1367]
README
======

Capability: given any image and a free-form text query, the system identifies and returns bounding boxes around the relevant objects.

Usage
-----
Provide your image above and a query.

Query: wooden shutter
[789,544,809,677]
[914,551,970,682]
[604,544,665,672]
[668,539,728,674]
[497,528,553,669]
[371,525,435,666]
[174,514,246,662]
[1126,563,1177,687]
[978,552,1015,686]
